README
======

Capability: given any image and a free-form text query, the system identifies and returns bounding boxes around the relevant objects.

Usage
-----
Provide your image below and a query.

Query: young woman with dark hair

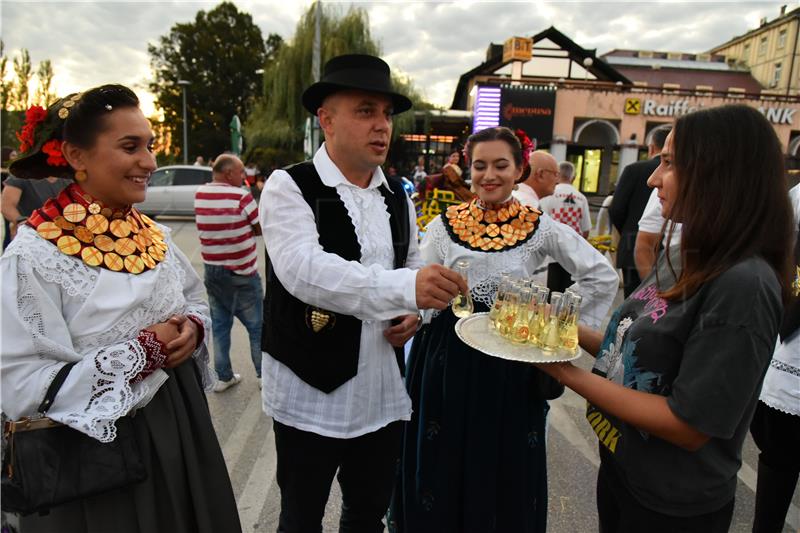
[392,126,618,532]
[1,85,241,532]
[534,105,794,532]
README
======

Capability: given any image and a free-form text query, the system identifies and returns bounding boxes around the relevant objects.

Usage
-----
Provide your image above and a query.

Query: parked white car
[136,165,213,217]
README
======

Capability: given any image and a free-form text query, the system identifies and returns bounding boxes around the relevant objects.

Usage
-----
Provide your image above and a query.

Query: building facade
[710,5,800,95]
[450,27,800,197]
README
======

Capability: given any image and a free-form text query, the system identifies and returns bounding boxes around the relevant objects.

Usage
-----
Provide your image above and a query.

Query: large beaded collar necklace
[27,183,167,274]
[442,197,541,252]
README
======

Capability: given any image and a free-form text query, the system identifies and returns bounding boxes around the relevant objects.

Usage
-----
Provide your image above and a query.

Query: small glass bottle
[451,259,474,318]
[560,293,582,351]
[488,274,511,330]
[528,286,550,346]
[511,288,533,344]
[540,292,563,352]
[498,285,520,338]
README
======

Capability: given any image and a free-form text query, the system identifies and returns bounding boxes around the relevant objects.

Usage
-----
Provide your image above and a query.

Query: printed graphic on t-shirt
[587,298,669,453]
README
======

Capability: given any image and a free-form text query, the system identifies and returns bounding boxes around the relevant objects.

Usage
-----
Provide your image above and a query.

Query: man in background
[610,128,670,296]
[194,154,263,392]
[540,160,592,292]
[513,150,559,208]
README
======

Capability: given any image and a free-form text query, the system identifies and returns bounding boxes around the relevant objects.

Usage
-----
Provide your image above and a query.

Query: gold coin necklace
[443,198,541,252]
[27,183,168,274]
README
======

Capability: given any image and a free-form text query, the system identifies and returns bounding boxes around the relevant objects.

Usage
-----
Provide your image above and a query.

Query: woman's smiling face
[469,139,522,205]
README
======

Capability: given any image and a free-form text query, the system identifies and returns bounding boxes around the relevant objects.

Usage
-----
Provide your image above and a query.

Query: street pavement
[165,218,799,533]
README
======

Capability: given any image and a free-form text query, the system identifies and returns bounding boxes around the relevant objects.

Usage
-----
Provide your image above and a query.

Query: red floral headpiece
[16,105,47,154]
[514,128,535,174]
[42,139,68,167]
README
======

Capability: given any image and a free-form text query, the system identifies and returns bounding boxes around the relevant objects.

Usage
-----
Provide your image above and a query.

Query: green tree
[35,59,55,107]
[12,48,32,110]
[0,40,12,112]
[148,2,267,160]
[245,3,432,162]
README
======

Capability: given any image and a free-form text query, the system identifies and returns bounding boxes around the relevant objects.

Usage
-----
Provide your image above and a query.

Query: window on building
[743,42,751,60]
[759,36,768,55]
[779,29,788,49]
[774,62,783,86]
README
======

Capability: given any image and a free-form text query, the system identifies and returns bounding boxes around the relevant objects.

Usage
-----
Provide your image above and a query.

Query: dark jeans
[203,264,263,381]
[597,462,734,533]
[273,420,403,533]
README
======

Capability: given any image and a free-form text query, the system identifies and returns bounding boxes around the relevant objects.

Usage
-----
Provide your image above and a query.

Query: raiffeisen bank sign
[639,99,797,125]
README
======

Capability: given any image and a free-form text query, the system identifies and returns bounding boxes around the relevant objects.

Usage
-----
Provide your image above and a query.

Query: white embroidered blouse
[1,224,213,442]
[420,214,619,329]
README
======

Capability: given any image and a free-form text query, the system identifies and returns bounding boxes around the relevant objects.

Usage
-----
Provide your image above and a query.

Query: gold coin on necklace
[104,252,123,271]
[85,214,109,235]
[53,216,75,231]
[114,237,137,256]
[74,226,95,243]
[140,253,156,269]
[81,246,103,267]
[94,234,115,252]
[63,203,87,223]
[123,255,145,274]
[37,221,62,240]
[100,207,113,218]
[87,203,102,215]
[56,235,81,255]
[109,219,132,238]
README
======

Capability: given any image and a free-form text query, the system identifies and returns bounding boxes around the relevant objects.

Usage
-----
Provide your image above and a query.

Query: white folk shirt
[540,183,592,235]
[512,182,540,208]
[0,225,213,442]
[259,144,423,439]
[420,213,618,329]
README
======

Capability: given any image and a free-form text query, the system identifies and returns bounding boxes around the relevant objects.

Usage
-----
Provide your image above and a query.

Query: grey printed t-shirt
[587,252,782,516]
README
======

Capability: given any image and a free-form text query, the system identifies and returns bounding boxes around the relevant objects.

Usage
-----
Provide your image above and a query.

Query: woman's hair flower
[15,105,48,153]
[42,139,68,167]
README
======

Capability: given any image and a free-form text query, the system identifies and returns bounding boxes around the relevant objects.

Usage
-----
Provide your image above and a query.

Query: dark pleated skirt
[391,303,548,533]
[20,359,241,533]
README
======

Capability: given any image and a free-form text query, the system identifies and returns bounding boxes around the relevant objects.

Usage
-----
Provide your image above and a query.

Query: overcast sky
[1,0,792,115]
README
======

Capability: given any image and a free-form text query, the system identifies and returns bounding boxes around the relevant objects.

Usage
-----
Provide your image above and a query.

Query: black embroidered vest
[261,161,410,393]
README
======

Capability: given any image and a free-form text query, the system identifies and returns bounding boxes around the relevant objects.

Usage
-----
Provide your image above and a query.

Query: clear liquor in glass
[511,288,533,344]
[451,259,474,318]
[540,292,563,352]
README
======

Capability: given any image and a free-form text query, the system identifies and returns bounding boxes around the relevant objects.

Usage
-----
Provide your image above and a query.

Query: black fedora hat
[302,54,412,115]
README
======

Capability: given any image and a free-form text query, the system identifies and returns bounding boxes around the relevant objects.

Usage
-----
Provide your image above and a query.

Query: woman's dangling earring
[74,170,87,182]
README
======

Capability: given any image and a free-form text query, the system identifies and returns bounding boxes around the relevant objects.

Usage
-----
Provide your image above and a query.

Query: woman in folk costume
[1,85,241,532]
[392,126,618,532]
[440,151,473,202]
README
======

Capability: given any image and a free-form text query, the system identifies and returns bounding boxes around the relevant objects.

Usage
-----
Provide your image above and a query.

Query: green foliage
[245,3,432,158]
[35,60,55,107]
[1,109,23,153]
[245,4,376,153]
[148,1,267,160]
[12,49,31,110]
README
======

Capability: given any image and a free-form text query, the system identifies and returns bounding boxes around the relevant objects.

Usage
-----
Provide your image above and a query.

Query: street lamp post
[177,80,190,164]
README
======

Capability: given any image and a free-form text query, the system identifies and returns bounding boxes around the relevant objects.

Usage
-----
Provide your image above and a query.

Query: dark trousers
[273,419,403,533]
[597,462,734,533]
[750,401,800,533]
[546,262,573,294]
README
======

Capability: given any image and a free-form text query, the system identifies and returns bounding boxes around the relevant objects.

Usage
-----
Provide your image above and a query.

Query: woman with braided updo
[1,85,240,532]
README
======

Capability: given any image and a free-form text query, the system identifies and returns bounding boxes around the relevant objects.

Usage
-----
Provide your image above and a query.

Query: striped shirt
[194,182,259,275]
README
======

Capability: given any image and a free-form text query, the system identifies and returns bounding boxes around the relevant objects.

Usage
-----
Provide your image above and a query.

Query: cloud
[0,0,789,115]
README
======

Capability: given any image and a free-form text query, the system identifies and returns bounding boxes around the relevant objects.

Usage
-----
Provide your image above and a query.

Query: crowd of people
[0,52,798,533]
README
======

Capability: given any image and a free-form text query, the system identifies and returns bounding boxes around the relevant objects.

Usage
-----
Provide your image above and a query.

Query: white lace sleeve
[538,217,619,328]
[169,238,215,390]
[1,253,149,443]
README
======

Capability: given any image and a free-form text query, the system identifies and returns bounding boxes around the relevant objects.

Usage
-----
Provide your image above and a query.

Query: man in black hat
[258,54,467,532]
